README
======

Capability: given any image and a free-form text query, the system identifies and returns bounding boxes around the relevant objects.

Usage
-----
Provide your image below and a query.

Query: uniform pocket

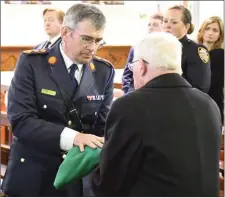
[37,94,66,114]
[81,101,102,117]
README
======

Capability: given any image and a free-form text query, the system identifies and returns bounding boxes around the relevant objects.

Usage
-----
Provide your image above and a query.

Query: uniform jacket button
[20,158,25,163]
[62,154,67,159]
[43,105,47,109]
[68,120,72,126]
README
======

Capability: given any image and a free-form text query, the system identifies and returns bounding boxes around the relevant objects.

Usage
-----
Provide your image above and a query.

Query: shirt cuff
[60,127,78,151]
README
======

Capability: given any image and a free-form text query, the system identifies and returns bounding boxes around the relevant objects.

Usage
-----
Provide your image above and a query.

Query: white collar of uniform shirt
[59,43,83,84]
[48,34,61,46]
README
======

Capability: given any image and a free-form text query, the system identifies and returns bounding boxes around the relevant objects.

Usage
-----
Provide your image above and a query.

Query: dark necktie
[69,64,78,94]
[45,41,51,49]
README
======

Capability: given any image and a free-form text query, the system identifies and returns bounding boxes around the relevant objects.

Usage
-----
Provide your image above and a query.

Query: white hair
[133,32,182,74]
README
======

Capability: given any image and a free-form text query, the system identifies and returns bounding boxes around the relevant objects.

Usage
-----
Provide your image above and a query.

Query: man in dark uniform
[1,3,114,197]
[90,32,221,197]
[34,8,65,49]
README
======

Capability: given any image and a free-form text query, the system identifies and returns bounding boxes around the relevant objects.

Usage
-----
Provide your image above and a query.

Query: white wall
[1,1,224,46]
[1,1,150,46]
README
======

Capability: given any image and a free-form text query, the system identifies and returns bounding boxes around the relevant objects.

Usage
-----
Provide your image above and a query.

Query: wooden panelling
[1,46,33,71]
[96,45,131,69]
[1,45,131,71]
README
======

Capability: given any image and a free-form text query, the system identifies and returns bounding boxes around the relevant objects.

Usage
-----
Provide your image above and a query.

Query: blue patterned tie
[69,64,78,94]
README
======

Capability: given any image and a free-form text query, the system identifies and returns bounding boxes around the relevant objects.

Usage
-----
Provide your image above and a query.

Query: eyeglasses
[68,27,106,49]
[127,59,149,71]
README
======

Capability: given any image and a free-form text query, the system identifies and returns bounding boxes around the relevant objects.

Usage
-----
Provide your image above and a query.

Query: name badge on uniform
[41,89,56,96]
[87,95,104,101]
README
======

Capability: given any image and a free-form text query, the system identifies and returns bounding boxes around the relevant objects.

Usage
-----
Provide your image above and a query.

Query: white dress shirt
[59,43,84,151]
[48,34,61,48]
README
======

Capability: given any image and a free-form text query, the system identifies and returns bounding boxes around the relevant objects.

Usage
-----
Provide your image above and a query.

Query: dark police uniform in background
[122,35,211,94]
[1,42,114,196]
[180,35,211,93]
[122,47,134,94]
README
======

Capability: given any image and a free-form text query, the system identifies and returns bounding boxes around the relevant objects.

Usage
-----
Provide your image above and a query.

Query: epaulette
[93,56,114,68]
[23,49,49,55]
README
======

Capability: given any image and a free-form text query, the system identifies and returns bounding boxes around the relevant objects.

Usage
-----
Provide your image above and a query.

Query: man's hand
[73,133,104,152]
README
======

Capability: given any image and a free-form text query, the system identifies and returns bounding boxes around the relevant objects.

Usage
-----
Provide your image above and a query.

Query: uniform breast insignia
[41,88,56,96]
[48,56,57,65]
[198,47,209,63]
[87,95,104,101]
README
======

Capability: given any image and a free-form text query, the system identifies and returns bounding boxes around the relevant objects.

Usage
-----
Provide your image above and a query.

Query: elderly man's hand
[73,133,104,152]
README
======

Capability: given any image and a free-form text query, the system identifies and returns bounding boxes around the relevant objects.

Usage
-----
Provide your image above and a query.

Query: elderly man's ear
[140,60,147,76]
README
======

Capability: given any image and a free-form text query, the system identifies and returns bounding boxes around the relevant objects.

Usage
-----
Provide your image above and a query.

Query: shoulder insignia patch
[198,47,209,63]
[23,49,49,55]
[93,56,114,68]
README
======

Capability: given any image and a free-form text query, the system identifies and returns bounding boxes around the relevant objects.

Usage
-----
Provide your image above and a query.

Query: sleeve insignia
[48,56,57,65]
[198,47,209,63]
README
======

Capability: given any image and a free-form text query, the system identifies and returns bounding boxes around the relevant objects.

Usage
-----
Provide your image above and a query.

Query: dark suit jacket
[208,48,224,124]
[34,37,61,49]
[1,42,114,196]
[90,73,221,197]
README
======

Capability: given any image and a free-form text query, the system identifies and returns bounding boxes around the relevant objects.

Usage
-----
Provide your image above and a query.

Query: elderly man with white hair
[90,32,222,197]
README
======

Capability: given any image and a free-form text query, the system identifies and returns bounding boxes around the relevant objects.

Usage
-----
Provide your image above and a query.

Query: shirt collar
[49,34,61,45]
[59,42,83,71]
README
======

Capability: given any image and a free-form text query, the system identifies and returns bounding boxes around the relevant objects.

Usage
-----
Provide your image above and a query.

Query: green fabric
[54,146,101,190]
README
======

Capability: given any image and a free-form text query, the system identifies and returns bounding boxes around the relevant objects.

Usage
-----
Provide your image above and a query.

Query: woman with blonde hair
[198,16,224,124]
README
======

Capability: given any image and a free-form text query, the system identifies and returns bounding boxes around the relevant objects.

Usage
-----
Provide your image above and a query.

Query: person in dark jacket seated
[197,16,224,124]
[90,32,222,197]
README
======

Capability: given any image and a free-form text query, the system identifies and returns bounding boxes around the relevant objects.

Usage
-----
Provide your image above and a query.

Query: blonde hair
[43,8,65,24]
[197,16,224,50]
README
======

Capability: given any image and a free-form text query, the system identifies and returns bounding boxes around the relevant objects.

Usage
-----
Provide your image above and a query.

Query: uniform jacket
[1,42,114,196]
[180,35,211,93]
[122,47,134,94]
[91,73,221,197]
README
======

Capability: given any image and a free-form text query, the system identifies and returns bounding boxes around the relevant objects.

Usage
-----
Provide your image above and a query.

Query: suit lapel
[47,43,75,97]
[51,37,62,48]
[73,63,95,101]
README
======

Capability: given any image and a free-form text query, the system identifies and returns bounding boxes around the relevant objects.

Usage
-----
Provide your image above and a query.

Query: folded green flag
[54,146,101,190]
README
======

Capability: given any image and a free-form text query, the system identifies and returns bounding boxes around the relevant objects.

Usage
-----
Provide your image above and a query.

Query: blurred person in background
[197,16,224,124]
[122,13,163,94]
[34,8,65,49]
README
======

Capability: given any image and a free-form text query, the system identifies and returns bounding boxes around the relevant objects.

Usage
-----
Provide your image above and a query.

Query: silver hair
[134,32,182,74]
[63,3,106,30]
